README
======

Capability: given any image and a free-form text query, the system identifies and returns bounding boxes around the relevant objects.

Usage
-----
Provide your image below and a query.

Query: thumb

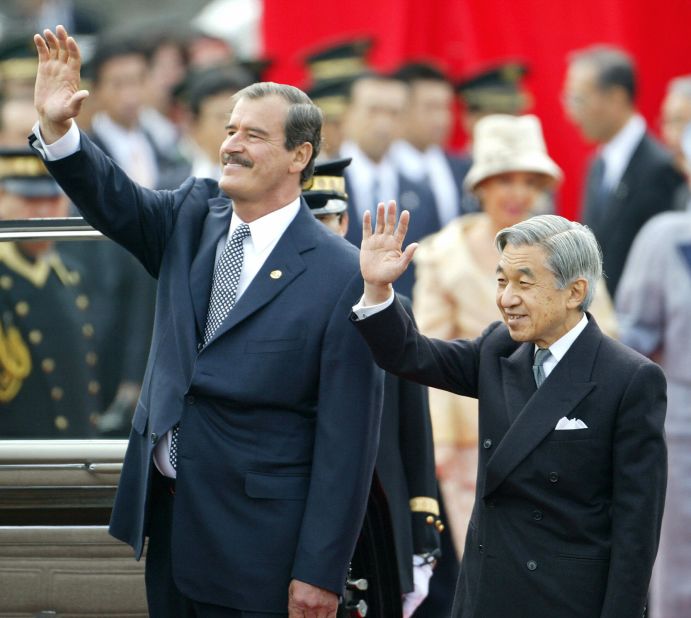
[66,89,90,116]
[400,242,419,268]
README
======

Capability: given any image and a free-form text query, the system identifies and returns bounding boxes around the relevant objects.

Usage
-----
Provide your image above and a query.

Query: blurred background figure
[616,120,691,618]
[660,75,691,211]
[0,148,102,437]
[303,38,372,161]
[562,44,684,296]
[413,113,618,560]
[0,35,40,100]
[177,65,253,180]
[0,95,38,147]
[304,157,441,616]
[85,33,189,190]
[389,61,471,227]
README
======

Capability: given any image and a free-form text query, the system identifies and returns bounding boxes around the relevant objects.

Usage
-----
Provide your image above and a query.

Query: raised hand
[360,201,418,305]
[33,25,89,143]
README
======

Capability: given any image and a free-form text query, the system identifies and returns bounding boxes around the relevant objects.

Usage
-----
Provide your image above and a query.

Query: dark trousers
[145,468,287,618]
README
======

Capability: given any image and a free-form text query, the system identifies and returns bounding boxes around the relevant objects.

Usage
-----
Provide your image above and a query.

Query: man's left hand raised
[288,579,338,618]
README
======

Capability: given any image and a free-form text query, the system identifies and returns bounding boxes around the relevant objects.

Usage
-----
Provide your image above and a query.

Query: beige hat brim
[463,152,563,192]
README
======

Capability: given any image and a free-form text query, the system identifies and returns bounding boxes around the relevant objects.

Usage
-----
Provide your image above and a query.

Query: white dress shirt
[32,119,301,478]
[91,112,159,189]
[389,139,460,226]
[600,114,646,192]
[340,141,399,220]
[353,292,589,380]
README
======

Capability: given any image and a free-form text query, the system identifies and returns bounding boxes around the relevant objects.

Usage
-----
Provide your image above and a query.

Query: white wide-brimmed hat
[463,114,563,191]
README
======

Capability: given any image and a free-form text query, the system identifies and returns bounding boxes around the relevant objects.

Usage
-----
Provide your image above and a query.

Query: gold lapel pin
[270,270,283,280]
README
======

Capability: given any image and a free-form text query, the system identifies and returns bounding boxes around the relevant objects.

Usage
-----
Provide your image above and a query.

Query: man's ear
[567,277,588,309]
[289,142,313,176]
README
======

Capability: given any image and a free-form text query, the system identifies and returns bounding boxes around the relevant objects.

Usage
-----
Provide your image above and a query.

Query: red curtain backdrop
[262,0,691,221]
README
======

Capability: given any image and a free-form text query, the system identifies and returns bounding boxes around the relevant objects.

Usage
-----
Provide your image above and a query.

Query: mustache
[222,153,253,168]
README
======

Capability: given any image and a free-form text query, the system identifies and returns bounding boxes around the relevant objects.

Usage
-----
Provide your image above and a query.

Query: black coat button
[532,510,543,521]
[150,432,158,444]
[483,438,493,449]
[487,500,496,509]
[527,560,538,571]
[185,395,195,405]
[549,472,559,483]
[478,544,484,554]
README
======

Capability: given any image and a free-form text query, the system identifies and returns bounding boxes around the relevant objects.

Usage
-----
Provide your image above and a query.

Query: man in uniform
[304,158,441,615]
[0,147,102,437]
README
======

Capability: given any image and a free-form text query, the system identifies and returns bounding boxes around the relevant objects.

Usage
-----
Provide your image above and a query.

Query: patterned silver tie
[533,348,551,388]
[169,223,251,470]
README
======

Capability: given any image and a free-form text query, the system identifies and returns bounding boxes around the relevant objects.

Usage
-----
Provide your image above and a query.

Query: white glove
[402,555,435,618]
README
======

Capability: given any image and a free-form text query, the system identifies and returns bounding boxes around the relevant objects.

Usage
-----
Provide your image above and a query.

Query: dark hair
[231,82,322,183]
[569,45,636,102]
[392,61,449,84]
[186,67,254,118]
[86,36,149,85]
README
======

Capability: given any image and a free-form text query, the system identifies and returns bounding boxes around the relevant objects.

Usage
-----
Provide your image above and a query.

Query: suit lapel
[483,318,601,498]
[189,196,232,336]
[203,202,317,346]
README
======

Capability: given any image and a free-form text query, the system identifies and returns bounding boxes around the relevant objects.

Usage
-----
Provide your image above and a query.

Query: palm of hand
[361,232,407,286]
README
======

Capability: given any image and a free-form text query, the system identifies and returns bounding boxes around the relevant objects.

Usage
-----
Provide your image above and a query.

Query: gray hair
[231,82,323,183]
[569,45,636,102]
[495,214,603,311]
[667,75,691,101]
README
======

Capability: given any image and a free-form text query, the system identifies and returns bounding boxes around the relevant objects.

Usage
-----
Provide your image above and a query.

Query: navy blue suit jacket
[37,132,385,613]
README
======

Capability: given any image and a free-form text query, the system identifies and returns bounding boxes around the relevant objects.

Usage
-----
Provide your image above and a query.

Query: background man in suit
[351,205,667,617]
[659,75,691,211]
[562,44,684,295]
[303,158,441,615]
[31,26,383,617]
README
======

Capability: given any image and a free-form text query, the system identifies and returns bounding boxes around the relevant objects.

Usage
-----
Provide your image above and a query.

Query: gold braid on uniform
[0,321,31,402]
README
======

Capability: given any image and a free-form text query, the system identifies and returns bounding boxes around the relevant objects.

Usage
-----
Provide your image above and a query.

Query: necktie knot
[533,347,551,388]
[232,222,251,242]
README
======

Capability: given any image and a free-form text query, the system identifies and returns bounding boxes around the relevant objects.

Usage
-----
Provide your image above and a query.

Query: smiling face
[495,243,586,348]
[218,95,310,218]
[477,172,547,230]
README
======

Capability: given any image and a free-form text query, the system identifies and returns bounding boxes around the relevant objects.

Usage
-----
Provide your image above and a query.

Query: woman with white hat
[412,113,617,557]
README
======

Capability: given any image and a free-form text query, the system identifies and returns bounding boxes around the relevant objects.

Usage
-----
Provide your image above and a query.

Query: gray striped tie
[533,348,551,388]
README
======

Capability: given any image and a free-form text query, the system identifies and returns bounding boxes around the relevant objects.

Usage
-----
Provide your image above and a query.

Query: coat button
[478,544,484,554]
[527,560,537,571]
[532,510,543,521]
[151,433,158,444]
[487,500,496,509]
[549,472,559,483]
[483,438,493,449]
[185,395,195,405]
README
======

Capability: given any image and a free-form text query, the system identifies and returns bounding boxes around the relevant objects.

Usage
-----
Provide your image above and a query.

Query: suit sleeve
[290,271,385,595]
[600,361,667,618]
[34,131,191,278]
[352,294,487,398]
[397,297,441,556]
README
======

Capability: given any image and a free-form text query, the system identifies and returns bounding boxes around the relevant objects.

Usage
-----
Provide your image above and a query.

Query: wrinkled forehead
[227,94,289,130]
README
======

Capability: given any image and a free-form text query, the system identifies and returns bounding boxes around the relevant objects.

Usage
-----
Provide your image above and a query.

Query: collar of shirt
[600,114,646,191]
[228,196,301,255]
[536,313,589,377]
[340,141,398,217]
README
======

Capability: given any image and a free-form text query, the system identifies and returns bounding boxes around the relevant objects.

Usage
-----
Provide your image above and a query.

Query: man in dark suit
[31,26,383,617]
[352,204,667,617]
[563,45,684,296]
[340,72,440,298]
[303,158,441,614]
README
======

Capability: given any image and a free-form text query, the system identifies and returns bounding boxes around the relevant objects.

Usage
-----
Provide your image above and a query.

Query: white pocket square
[555,417,588,430]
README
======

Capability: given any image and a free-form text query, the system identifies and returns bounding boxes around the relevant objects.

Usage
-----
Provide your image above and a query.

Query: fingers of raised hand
[362,210,372,240]
[384,200,397,235]
[394,209,410,245]
[43,29,60,61]
[34,33,50,62]
[374,202,386,235]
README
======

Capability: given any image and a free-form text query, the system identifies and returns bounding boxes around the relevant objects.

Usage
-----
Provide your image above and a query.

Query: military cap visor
[302,157,351,215]
[0,150,62,198]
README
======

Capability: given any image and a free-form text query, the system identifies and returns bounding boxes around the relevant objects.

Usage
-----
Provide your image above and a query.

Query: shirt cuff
[351,292,395,320]
[31,120,81,160]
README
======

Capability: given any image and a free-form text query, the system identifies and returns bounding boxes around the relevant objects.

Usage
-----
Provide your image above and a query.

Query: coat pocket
[245,337,306,354]
[244,471,310,500]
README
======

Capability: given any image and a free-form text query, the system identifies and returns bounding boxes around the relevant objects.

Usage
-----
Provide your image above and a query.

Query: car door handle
[0,462,122,473]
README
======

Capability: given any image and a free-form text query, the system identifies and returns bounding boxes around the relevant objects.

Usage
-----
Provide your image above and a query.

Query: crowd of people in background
[1,5,690,616]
